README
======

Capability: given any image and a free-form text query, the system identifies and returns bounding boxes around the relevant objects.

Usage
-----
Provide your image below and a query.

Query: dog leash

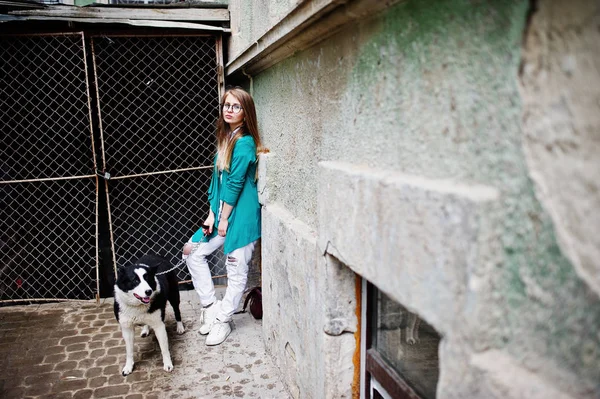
[153,238,205,276]
[133,248,196,276]
[155,258,186,276]
[136,228,212,276]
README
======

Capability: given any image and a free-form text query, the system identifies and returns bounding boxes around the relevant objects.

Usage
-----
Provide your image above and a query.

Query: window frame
[363,281,423,399]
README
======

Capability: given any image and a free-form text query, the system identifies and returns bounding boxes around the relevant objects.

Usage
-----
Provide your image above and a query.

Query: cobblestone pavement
[0,289,291,399]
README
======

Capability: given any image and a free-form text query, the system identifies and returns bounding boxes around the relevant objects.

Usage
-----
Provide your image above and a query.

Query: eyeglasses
[223,103,243,114]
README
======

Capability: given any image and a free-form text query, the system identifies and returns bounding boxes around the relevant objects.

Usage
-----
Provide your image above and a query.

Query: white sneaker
[199,300,220,335]
[206,320,231,346]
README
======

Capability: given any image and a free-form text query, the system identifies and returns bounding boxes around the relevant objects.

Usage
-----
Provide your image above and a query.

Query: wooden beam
[4,15,230,31]
[10,5,230,22]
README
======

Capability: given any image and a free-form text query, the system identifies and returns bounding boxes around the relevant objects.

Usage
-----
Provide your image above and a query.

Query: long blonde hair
[215,87,265,172]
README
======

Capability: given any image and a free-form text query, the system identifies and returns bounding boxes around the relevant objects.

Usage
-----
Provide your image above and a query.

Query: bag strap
[234,287,260,314]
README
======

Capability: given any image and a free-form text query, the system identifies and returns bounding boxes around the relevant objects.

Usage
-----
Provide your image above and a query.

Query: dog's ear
[145,263,159,278]
[114,265,127,285]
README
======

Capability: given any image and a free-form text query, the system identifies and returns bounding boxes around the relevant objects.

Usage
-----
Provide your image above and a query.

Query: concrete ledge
[226,0,404,77]
[317,161,500,333]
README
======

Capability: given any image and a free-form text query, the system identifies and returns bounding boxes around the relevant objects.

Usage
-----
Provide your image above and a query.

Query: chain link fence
[1,33,98,302]
[1,33,227,303]
[91,34,226,283]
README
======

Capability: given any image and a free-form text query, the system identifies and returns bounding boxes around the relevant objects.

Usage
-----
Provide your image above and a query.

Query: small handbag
[241,287,263,319]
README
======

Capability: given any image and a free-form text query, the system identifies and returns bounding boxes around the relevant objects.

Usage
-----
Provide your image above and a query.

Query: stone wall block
[322,332,356,399]
[257,152,274,206]
[261,204,325,399]
[323,254,358,336]
[318,161,500,335]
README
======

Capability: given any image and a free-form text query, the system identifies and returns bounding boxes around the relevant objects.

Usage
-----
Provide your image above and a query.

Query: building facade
[225,0,600,398]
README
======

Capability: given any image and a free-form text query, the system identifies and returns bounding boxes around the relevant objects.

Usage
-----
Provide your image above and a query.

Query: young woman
[184,87,263,346]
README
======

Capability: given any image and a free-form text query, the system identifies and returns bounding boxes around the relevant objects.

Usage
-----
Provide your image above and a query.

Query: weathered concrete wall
[228,0,301,58]
[520,0,600,297]
[231,0,600,398]
[260,200,357,399]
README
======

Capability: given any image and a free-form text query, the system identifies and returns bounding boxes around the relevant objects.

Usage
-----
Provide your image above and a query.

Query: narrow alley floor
[0,288,291,399]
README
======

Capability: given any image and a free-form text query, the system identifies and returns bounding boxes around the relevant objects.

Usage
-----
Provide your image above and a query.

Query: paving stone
[0,372,23,390]
[105,339,122,347]
[47,345,68,355]
[122,370,148,383]
[107,347,123,356]
[81,327,99,335]
[79,358,96,369]
[91,333,112,341]
[103,365,121,376]
[61,369,85,379]
[55,360,79,371]
[130,381,154,393]
[49,329,79,339]
[91,348,107,358]
[22,363,54,375]
[89,341,105,350]
[73,388,94,399]
[96,356,118,367]
[61,323,79,331]
[51,377,89,393]
[0,386,26,398]
[89,376,108,388]
[101,325,120,333]
[11,354,48,368]
[85,367,104,379]
[69,350,91,361]
[40,391,74,399]
[94,384,130,398]
[24,371,61,385]
[67,343,88,352]
[24,382,53,396]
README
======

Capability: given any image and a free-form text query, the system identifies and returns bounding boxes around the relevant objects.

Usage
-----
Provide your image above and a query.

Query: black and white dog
[114,254,185,376]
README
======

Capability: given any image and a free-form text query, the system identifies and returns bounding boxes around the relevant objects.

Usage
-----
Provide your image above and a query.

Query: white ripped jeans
[185,234,256,322]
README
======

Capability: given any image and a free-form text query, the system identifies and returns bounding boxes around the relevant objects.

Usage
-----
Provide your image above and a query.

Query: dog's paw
[163,361,174,373]
[122,362,134,376]
[176,321,185,335]
[140,325,150,338]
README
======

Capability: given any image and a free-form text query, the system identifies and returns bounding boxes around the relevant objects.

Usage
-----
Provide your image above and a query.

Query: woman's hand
[218,219,228,237]
[203,211,215,236]
[218,203,233,237]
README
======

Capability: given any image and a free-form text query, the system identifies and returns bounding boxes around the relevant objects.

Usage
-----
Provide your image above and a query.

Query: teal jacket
[191,135,261,254]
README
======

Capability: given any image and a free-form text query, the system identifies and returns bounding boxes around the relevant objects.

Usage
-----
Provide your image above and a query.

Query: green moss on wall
[252,0,600,388]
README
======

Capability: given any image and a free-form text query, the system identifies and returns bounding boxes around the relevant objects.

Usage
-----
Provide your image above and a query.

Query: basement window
[363,282,441,398]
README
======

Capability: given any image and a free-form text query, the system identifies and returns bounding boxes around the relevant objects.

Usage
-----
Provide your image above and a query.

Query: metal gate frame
[1,31,225,303]
[0,32,100,303]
